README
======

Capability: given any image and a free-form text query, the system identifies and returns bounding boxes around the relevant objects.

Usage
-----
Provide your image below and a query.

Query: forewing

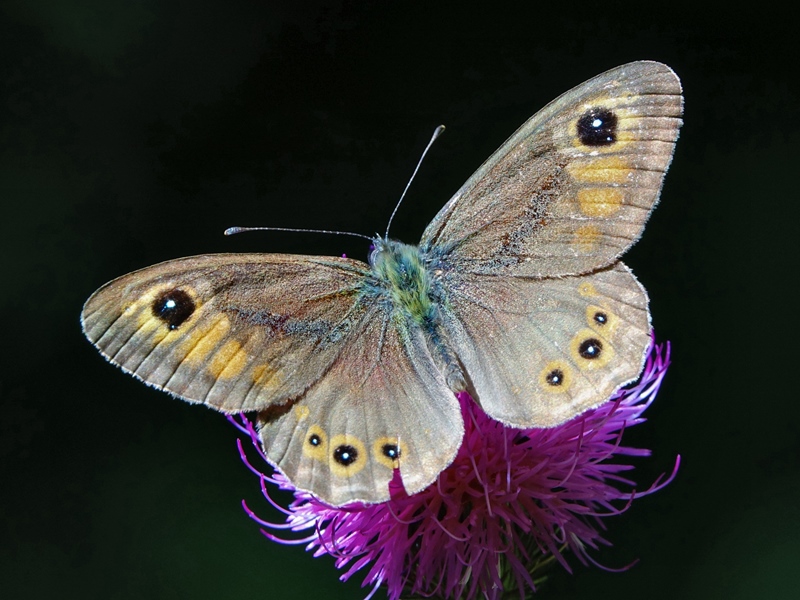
[440,262,650,427]
[82,254,371,412]
[421,61,682,277]
[258,303,463,506]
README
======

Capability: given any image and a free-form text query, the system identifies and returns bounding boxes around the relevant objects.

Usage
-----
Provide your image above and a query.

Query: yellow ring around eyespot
[302,424,328,462]
[373,436,408,470]
[133,285,202,343]
[134,284,201,323]
[538,360,573,393]
[586,304,619,335]
[328,434,367,478]
[568,103,636,152]
[570,328,614,370]
[578,282,598,297]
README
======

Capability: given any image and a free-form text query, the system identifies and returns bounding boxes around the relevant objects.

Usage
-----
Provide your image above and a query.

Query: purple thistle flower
[231,340,677,600]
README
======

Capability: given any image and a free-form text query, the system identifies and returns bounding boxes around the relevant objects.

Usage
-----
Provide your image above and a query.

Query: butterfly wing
[257,300,462,505]
[439,262,649,427]
[420,61,682,277]
[82,254,375,412]
[83,253,462,505]
[422,61,681,427]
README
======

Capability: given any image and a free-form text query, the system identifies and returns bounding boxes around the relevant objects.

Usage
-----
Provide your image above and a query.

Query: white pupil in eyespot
[165,299,176,309]
[591,118,603,128]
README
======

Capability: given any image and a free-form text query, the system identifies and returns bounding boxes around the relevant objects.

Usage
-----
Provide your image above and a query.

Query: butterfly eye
[151,289,195,330]
[576,107,618,146]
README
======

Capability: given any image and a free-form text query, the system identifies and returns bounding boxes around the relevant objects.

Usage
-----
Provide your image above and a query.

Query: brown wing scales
[421,61,682,277]
[82,253,372,412]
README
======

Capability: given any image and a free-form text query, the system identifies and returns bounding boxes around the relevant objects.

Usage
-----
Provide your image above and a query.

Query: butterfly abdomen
[368,239,466,393]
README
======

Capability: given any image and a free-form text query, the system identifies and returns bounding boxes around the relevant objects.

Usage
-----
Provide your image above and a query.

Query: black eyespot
[578,338,603,359]
[333,444,359,466]
[545,369,565,386]
[308,434,322,447]
[152,289,195,330]
[381,444,401,460]
[593,311,608,326]
[577,107,618,146]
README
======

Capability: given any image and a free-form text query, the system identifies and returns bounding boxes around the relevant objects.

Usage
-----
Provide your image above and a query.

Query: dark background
[2,1,798,598]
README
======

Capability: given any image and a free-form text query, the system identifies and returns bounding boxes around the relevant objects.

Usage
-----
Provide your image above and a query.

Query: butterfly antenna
[384,124,445,239]
[224,225,372,241]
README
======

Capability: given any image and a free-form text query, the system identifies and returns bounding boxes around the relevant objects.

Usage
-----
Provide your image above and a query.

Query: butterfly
[82,61,683,506]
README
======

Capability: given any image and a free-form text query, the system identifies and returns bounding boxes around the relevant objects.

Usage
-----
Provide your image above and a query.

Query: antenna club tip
[224,227,241,236]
